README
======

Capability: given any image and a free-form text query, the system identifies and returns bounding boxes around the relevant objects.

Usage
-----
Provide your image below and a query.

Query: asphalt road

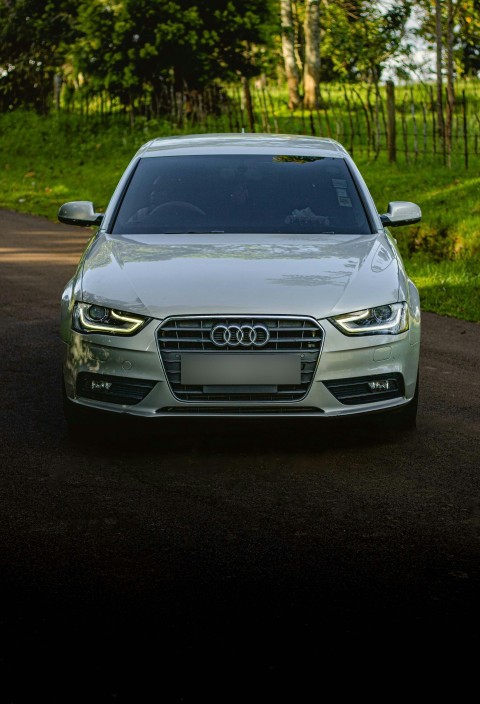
[0,209,479,700]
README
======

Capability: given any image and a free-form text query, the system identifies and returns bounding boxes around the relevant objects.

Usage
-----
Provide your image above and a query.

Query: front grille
[157,316,323,402]
[323,373,404,405]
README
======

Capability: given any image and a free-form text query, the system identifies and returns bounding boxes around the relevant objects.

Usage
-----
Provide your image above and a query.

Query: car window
[111,154,373,235]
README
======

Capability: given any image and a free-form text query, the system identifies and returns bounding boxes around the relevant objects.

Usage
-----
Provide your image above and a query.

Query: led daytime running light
[76,303,146,335]
[335,309,370,325]
[110,309,145,331]
[337,308,402,333]
[330,302,409,335]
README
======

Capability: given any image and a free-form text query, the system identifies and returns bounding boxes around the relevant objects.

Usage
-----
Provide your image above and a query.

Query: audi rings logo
[211,323,270,348]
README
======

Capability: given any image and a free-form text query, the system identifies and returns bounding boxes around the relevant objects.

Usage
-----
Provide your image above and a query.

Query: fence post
[386,80,396,163]
[463,90,468,170]
[411,88,418,161]
[241,76,255,133]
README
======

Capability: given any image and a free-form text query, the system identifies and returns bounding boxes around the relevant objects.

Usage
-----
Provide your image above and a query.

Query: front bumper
[63,317,420,419]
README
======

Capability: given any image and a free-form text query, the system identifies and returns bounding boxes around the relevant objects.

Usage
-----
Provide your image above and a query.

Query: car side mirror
[58,201,104,227]
[380,201,421,228]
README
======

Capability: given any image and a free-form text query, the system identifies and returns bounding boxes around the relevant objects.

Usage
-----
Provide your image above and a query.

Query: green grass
[1,109,479,321]
[405,255,480,321]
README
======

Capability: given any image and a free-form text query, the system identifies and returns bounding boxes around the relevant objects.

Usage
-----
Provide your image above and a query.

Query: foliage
[1,1,479,113]
[405,255,480,321]
[414,0,480,78]
[0,0,277,112]
[0,0,77,112]
[319,1,413,83]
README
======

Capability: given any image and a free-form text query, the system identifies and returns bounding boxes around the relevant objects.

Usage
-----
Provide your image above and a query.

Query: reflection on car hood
[80,232,400,319]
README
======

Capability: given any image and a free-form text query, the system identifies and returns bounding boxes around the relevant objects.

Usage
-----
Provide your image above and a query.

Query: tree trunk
[303,0,321,110]
[386,80,397,163]
[435,0,445,143]
[242,76,255,133]
[445,0,456,167]
[280,0,300,109]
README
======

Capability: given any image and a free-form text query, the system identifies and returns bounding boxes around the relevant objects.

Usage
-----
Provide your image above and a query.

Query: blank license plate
[181,354,301,385]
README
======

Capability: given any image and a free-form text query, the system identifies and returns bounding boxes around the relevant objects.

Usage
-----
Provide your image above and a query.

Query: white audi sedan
[59,133,421,429]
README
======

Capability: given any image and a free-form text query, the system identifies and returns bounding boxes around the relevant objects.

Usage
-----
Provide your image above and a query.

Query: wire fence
[46,78,480,168]
[236,81,480,168]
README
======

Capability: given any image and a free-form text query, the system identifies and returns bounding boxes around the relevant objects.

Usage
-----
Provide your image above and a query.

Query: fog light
[368,379,395,392]
[91,380,112,391]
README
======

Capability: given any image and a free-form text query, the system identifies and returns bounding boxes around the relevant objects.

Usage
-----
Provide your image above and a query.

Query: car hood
[80,232,400,320]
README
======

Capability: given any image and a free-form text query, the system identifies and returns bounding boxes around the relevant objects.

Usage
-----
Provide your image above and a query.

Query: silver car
[59,134,421,429]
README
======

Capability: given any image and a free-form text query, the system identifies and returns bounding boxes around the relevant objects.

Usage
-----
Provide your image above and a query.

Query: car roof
[136,133,349,159]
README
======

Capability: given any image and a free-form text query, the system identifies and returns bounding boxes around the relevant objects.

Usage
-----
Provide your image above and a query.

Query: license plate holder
[180,353,301,385]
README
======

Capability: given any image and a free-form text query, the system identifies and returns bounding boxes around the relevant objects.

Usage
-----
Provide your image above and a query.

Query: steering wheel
[148,201,206,217]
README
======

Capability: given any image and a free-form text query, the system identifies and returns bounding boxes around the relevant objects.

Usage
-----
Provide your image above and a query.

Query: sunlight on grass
[408,257,480,321]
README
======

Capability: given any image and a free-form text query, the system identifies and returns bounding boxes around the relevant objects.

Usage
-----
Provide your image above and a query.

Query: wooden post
[235,86,244,132]
[421,101,428,157]
[430,86,436,156]
[266,91,280,133]
[353,87,370,160]
[53,74,62,111]
[322,101,332,138]
[261,88,272,133]
[411,88,418,161]
[386,80,396,163]
[342,85,355,155]
[373,85,381,159]
[241,76,255,133]
[401,92,409,164]
[463,90,468,170]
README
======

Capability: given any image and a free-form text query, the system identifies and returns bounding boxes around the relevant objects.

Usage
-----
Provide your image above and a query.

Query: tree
[0,0,77,112]
[416,0,480,163]
[434,0,445,145]
[280,0,301,109]
[1,0,276,114]
[446,0,455,166]
[416,0,480,79]
[457,0,480,76]
[303,0,320,108]
[80,1,275,106]
[319,1,412,84]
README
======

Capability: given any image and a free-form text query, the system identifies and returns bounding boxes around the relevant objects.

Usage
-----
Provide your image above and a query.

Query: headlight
[329,302,409,335]
[72,302,149,335]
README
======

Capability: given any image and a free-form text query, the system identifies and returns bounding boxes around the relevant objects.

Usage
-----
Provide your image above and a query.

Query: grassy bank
[1,110,479,321]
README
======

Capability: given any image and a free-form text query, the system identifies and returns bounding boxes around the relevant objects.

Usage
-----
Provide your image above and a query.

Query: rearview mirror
[58,201,104,227]
[380,201,421,228]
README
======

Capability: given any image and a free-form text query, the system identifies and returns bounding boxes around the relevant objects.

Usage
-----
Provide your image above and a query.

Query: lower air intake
[324,373,404,405]
[76,373,156,405]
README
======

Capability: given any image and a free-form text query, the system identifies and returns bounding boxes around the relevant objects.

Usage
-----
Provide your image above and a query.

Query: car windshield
[111,154,373,235]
